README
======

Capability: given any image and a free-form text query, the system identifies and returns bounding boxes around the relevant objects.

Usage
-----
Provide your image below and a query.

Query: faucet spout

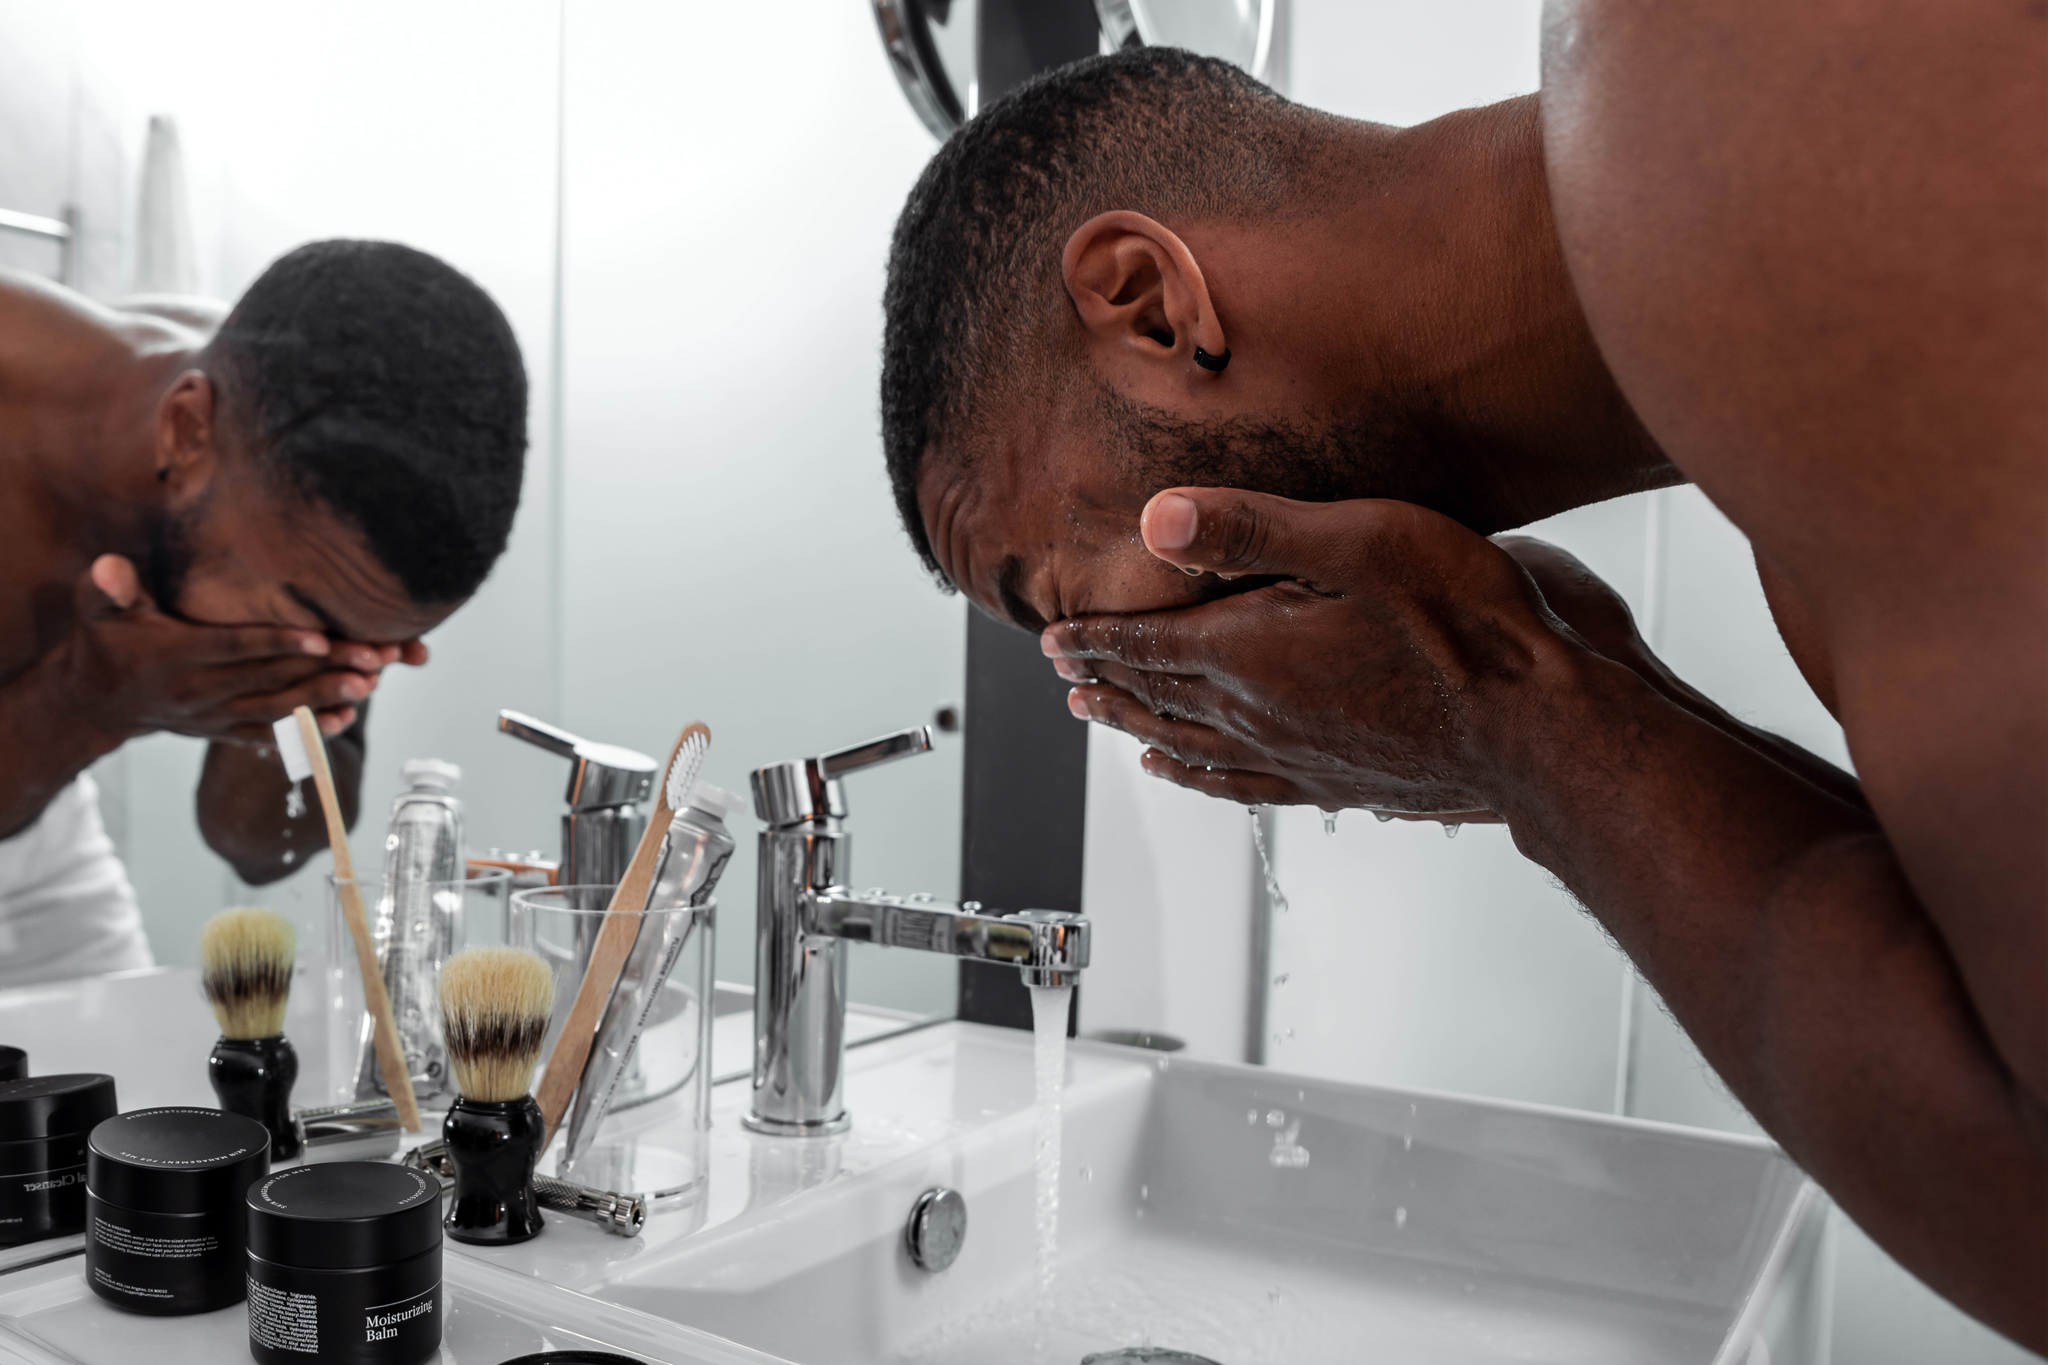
[744,724,1089,1137]
[805,891,1089,989]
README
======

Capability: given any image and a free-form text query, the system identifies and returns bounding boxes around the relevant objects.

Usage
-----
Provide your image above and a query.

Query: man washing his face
[882,13,2044,1353]
[0,239,526,986]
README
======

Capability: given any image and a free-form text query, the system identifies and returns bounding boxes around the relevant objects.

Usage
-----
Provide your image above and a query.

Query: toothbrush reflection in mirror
[439,946,553,1245]
[273,706,421,1131]
[202,906,300,1162]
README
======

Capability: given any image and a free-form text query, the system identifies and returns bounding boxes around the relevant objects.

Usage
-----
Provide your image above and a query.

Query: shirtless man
[880,7,2044,1348]
[0,239,525,983]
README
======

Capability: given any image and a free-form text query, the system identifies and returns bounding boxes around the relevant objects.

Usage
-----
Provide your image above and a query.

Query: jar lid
[246,1161,441,1271]
[0,1074,115,1144]
[87,1107,268,1215]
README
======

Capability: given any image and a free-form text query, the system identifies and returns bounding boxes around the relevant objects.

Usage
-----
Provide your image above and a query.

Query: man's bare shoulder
[0,270,216,393]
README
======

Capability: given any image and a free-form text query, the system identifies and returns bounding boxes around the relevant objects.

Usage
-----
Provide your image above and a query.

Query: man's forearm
[1488,649,2046,1348]
[0,660,130,841]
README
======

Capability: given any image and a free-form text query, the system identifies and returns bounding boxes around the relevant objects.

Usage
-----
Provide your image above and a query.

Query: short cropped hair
[204,240,528,604]
[881,48,1329,576]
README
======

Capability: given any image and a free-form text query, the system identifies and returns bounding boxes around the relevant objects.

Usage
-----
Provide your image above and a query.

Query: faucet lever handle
[752,725,935,828]
[818,726,933,780]
[498,710,583,759]
[499,710,658,810]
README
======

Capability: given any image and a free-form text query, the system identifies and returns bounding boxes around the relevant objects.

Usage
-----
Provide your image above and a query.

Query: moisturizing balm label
[362,1287,436,1344]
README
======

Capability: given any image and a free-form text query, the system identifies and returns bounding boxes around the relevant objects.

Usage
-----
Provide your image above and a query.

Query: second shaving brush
[438,947,553,1245]
[203,907,300,1162]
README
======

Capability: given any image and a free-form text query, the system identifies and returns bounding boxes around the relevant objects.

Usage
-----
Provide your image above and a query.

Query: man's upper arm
[1540,0,2048,1095]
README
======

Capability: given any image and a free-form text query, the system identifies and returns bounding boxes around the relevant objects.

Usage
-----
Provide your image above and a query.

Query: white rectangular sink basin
[0,968,1829,1365]
[547,1025,1830,1365]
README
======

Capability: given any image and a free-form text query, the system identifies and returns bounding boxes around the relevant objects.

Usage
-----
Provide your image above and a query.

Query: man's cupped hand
[45,555,409,745]
[1039,488,1641,820]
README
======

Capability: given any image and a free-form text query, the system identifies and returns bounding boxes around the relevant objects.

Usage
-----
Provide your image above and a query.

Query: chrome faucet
[497,710,657,889]
[745,725,1090,1136]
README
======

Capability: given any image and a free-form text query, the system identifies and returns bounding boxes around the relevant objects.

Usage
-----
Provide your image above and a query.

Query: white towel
[0,775,154,989]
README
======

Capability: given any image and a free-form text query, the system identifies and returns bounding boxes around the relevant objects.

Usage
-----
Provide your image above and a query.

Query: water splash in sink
[1030,983,1072,1303]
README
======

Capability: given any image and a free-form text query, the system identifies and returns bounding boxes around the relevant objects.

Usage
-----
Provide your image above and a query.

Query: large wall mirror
[2,1,967,1019]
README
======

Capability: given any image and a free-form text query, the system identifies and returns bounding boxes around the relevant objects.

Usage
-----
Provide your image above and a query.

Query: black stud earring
[1193,346,1231,373]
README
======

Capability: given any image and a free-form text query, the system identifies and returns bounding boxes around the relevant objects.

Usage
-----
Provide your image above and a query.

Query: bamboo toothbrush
[201,906,300,1160]
[439,946,555,1244]
[273,705,421,1132]
[532,721,709,1144]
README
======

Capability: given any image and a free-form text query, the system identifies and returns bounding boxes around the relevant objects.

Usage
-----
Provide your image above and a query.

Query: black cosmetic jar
[0,1073,116,1245]
[245,1161,443,1365]
[0,1047,28,1082]
[85,1106,269,1314]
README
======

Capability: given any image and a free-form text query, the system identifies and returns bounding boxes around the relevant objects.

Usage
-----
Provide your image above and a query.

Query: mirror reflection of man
[880,20,2044,1352]
[0,239,526,986]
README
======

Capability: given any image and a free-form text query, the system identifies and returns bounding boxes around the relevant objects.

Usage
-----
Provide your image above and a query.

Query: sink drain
[1080,1351,1224,1365]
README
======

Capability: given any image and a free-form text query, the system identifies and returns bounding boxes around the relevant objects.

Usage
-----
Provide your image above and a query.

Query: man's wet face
[916,413,1233,634]
[917,385,1403,633]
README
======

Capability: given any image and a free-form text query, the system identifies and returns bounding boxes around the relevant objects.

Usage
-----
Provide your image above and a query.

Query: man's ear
[1062,211,1229,393]
[153,370,220,503]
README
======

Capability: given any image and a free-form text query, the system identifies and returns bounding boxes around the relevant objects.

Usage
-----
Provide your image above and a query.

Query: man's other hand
[48,554,384,743]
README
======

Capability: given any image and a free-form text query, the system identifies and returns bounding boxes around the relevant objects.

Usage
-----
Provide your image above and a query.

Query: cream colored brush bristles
[439,948,554,1104]
[200,907,296,1040]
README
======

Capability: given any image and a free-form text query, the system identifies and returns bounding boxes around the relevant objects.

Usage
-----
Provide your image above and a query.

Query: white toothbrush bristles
[665,730,709,813]
[272,716,313,783]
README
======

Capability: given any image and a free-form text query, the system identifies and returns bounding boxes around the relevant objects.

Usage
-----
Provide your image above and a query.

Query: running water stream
[1029,983,1072,1301]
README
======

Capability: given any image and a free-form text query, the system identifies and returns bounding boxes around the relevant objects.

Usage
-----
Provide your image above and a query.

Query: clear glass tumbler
[507,883,714,1204]
[325,866,512,1109]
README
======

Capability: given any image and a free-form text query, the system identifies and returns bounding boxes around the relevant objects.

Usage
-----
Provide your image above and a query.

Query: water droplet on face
[1442,821,1461,839]
[1272,972,1289,986]
[1247,1108,1258,1125]
[1266,1110,1286,1128]
[1321,809,1339,836]
[1374,810,1394,823]
[281,849,295,865]
[1396,1206,1408,1229]
[1403,1134,1413,1151]
[284,786,306,821]
[1139,1184,1148,1201]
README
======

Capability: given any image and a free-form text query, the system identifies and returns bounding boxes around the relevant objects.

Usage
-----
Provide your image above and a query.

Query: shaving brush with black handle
[202,907,300,1162]
[438,947,555,1245]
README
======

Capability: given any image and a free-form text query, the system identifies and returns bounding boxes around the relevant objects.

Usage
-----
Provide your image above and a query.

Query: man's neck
[1324,96,1678,530]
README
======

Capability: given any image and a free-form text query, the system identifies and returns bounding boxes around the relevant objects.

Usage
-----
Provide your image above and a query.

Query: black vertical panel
[976,0,1103,107]
[958,604,1088,1031]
